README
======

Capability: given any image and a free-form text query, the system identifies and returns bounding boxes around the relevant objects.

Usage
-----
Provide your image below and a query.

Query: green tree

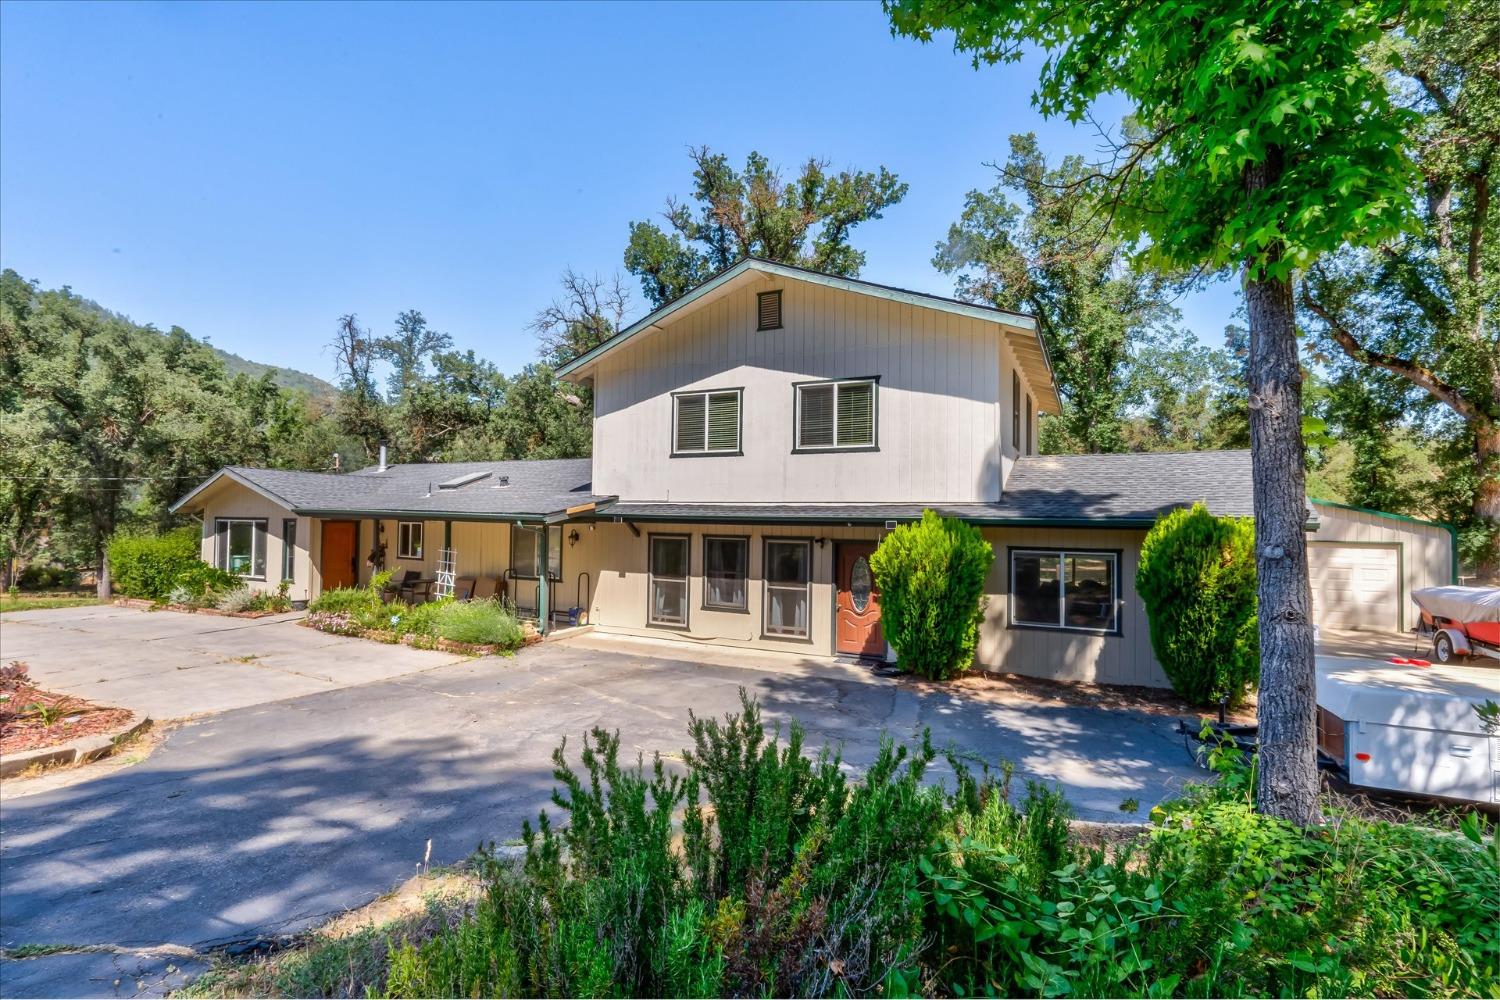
[1300,0,1499,577]
[624,146,909,307]
[887,0,1422,823]
[329,313,388,462]
[1137,504,1260,708]
[377,309,453,401]
[1121,327,1248,453]
[935,133,1178,453]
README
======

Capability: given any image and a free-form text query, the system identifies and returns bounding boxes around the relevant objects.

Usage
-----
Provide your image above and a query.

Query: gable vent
[437,470,491,490]
[757,290,783,331]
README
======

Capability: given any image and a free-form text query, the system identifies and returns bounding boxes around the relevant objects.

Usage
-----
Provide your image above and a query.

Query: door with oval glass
[836,541,883,657]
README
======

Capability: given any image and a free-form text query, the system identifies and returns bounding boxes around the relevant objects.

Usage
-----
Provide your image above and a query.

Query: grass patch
[0,943,86,959]
[0,594,100,613]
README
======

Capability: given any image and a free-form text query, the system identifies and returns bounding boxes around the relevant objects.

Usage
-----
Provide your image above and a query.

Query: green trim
[585,510,1163,528]
[1309,497,1459,584]
[1307,539,1406,632]
[556,257,1038,380]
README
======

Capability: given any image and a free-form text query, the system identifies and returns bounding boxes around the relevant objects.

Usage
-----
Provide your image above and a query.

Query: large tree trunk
[1244,264,1320,826]
[1475,420,1500,581]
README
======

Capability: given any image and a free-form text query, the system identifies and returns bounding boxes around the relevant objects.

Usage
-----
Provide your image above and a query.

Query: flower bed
[0,661,135,755]
[300,612,538,656]
[301,583,534,656]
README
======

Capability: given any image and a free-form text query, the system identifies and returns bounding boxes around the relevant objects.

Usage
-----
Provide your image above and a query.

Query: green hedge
[1136,503,1259,706]
[870,509,994,680]
[107,527,203,600]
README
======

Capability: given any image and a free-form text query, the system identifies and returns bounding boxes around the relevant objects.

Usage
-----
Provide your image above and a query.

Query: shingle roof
[172,459,606,520]
[174,450,1257,525]
[599,451,1255,525]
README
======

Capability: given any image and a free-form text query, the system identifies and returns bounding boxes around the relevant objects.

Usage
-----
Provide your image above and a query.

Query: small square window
[397,521,424,560]
[757,290,783,331]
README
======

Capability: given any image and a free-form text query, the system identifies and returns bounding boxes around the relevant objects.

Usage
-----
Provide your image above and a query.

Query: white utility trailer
[1316,655,1499,804]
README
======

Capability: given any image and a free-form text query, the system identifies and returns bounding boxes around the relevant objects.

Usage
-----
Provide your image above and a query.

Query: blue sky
[1,0,1238,383]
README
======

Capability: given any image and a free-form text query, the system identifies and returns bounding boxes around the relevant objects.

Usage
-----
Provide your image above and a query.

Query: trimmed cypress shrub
[869,510,994,681]
[1136,502,1259,706]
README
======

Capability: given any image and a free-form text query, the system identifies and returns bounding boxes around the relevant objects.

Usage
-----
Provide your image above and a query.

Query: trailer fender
[1432,627,1471,663]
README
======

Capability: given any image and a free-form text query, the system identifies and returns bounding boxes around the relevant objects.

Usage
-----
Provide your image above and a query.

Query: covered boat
[1414,585,1500,663]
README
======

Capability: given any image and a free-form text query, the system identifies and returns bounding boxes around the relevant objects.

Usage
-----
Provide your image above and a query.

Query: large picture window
[649,534,690,626]
[703,536,748,611]
[763,538,811,638]
[397,521,424,560]
[215,518,266,580]
[795,378,876,450]
[511,524,562,580]
[673,389,742,455]
[282,519,297,583]
[1010,549,1119,634]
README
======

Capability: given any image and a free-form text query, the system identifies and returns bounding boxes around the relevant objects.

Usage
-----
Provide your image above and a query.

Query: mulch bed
[1,684,135,754]
[917,669,1258,726]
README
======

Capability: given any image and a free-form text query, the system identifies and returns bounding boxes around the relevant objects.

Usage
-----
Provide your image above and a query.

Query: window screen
[674,390,740,454]
[796,379,876,449]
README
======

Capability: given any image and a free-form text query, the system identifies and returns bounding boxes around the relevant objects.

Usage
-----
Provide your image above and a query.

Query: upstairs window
[1025,393,1033,455]
[757,290,783,331]
[1011,371,1021,451]
[397,521,424,560]
[674,389,742,455]
[795,378,876,450]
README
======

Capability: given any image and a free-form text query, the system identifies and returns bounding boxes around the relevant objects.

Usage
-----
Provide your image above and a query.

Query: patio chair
[453,576,477,601]
[379,566,409,601]
[472,576,497,600]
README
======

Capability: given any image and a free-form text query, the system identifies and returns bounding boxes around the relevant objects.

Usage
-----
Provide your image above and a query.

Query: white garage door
[1309,543,1399,631]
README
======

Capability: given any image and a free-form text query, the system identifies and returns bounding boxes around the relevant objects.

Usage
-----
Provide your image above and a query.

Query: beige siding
[978,527,1165,688]
[1309,502,1453,632]
[590,278,1040,504]
[192,479,314,602]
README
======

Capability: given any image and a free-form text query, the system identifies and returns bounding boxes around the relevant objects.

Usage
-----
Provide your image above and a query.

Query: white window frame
[216,518,267,580]
[762,537,812,639]
[794,377,878,451]
[1008,548,1120,635]
[397,521,424,560]
[702,535,749,612]
[672,388,742,456]
[648,533,691,627]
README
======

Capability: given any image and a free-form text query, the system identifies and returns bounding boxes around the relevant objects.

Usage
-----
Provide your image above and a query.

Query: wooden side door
[320,521,358,591]
[835,542,883,657]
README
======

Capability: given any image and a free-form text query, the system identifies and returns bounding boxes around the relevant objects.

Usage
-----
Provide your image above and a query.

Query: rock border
[0,717,153,779]
[112,598,281,619]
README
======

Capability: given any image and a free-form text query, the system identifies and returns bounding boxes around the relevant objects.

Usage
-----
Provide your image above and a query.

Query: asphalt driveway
[0,605,471,718]
[0,627,1202,998]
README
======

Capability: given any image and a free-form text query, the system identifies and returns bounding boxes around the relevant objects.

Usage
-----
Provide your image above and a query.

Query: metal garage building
[1309,499,1456,633]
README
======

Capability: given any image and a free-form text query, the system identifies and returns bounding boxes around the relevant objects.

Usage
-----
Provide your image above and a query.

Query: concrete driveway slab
[0,633,1203,997]
[0,605,470,719]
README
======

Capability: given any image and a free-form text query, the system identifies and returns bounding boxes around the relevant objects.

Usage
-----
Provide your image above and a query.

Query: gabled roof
[556,257,1058,412]
[170,459,610,522]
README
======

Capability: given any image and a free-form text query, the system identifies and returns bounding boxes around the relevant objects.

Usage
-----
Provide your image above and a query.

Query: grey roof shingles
[176,450,1256,524]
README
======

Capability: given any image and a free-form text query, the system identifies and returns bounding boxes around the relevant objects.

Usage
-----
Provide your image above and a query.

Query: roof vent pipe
[377,443,387,473]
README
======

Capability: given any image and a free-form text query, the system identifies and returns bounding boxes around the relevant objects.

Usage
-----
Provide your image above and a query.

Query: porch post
[537,524,550,635]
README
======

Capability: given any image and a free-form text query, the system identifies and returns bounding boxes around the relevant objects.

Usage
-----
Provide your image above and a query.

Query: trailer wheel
[1433,632,1462,663]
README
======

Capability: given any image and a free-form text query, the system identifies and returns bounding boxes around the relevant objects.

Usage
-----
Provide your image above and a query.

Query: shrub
[217,586,259,613]
[869,509,993,680]
[107,527,201,600]
[170,561,239,604]
[17,564,80,591]
[1136,502,1259,706]
[308,586,381,616]
[433,599,524,648]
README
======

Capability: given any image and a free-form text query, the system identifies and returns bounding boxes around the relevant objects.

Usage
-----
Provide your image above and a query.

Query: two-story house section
[172,258,1455,688]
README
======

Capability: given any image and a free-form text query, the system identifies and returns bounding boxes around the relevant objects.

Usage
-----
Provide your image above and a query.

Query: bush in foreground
[107,527,202,600]
[870,509,994,680]
[1136,502,1259,706]
[322,700,1495,999]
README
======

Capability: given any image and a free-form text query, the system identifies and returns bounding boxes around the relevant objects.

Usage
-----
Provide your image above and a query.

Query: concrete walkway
[0,630,1202,998]
[0,605,470,718]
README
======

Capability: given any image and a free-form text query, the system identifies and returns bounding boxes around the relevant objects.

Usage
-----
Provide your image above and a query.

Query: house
[170,258,1455,687]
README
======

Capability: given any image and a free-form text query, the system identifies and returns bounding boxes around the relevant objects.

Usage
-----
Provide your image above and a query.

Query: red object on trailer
[1413,586,1500,665]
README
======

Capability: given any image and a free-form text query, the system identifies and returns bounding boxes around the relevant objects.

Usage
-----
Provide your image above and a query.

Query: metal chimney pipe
[377,442,387,473]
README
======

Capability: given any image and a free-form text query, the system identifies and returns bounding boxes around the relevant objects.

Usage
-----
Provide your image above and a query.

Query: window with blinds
[757,290,783,330]
[795,378,876,450]
[673,389,741,454]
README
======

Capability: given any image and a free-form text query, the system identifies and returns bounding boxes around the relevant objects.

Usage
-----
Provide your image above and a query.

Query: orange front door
[836,542,883,657]
[320,521,358,591]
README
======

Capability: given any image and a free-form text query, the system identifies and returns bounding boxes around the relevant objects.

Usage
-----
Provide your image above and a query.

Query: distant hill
[211,348,339,403]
